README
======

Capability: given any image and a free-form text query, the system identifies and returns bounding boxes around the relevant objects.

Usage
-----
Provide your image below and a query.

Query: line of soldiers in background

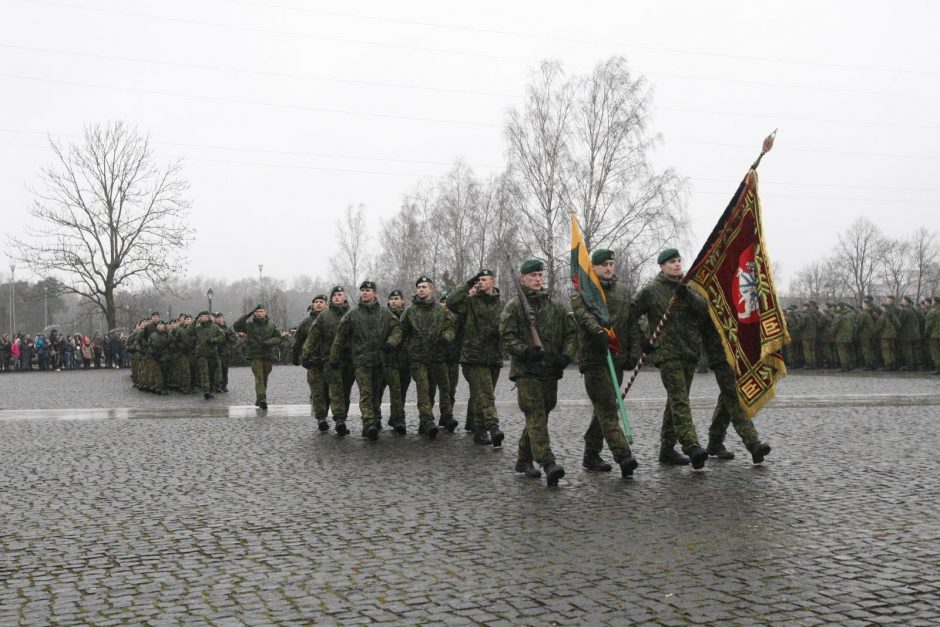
[783,295,940,374]
[128,311,244,398]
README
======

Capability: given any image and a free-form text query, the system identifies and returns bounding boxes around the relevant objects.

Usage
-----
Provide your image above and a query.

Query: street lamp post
[207,288,214,312]
[258,264,264,302]
[43,286,48,328]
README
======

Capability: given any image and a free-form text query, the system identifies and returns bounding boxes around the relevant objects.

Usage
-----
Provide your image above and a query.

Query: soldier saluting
[500,259,577,487]
[233,305,282,410]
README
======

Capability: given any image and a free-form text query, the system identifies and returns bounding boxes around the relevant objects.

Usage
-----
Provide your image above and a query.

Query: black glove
[383,342,394,352]
[595,329,610,348]
[524,346,544,363]
[555,354,572,369]
[623,358,637,371]
[291,355,301,366]
[437,336,451,349]
[328,359,340,369]
[301,358,315,369]
[466,273,481,289]
[642,341,657,354]
[675,283,690,300]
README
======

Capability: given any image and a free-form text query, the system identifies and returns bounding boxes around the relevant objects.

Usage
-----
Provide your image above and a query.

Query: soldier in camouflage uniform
[233,305,282,410]
[926,297,940,375]
[446,268,504,447]
[193,311,224,399]
[570,249,641,477]
[329,281,402,441]
[127,320,145,387]
[833,303,856,371]
[429,294,462,431]
[701,320,772,464]
[400,277,455,439]
[379,289,409,433]
[172,314,195,393]
[856,297,877,370]
[898,296,921,370]
[630,248,709,469]
[293,296,327,413]
[305,287,352,434]
[874,301,900,370]
[800,302,819,368]
[214,313,236,392]
[146,320,172,394]
[500,259,577,487]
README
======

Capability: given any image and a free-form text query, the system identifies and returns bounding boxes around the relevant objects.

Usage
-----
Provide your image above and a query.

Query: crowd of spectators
[0,331,129,372]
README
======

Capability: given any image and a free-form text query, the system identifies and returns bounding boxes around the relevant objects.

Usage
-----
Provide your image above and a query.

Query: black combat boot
[365,424,379,441]
[488,425,504,448]
[514,459,541,478]
[689,446,708,469]
[543,462,565,487]
[472,427,492,445]
[418,422,439,440]
[258,398,268,411]
[582,453,613,472]
[618,456,639,478]
[659,445,690,465]
[335,420,349,436]
[204,392,213,400]
[748,441,772,464]
[706,440,735,460]
[392,420,407,435]
[317,419,330,432]
[442,415,459,433]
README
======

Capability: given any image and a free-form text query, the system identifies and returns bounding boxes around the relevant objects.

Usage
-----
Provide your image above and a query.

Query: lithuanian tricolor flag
[570,214,609,327]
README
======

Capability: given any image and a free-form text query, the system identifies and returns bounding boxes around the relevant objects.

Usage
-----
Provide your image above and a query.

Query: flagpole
[620,130,776,401]
[606,350,633,443]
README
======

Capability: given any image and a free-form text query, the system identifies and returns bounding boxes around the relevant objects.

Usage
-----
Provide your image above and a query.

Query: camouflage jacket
[855,309,876,341]
[384,306,408,368]
[925,305,940,339]
[147,329,172,362]
[445,286,502,366]
[873,310,900,340]
[193,321,225,358]
[302,303,349,365]
[330,299,402,368]
[400,296,455,364]
[172,324,195,355]
[631,273,708,366]
[233,312,282,361]
[832,310,856,342]
[898,304,921,341]
[570,275,642,372]
[291,313,317,364]
[500,288,577,381]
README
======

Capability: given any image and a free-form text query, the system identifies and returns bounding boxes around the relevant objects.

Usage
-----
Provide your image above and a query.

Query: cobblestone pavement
[1,368,938,625]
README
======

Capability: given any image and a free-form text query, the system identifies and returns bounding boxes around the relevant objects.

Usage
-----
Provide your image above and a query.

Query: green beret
[477,268,495,278]
[519,258,544,274]
[197,310,210,318]
[657,248,680,265]
[253,304,264,312]
[388,289,403,299]
[330,285,345,296]
[863,294,874,303]
[359,280,376,290]
[415,275,434,286]
[591,249,614,265]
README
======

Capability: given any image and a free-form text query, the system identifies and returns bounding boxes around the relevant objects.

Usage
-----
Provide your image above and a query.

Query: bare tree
[790,256,851,303]
[878,237,913,299]
[436,160,482,282]
[568,57,689,264]
[329,203,369,288]
[9,121,194,329]
[505,60,575,289]
[908,227,939,300]
[836,218,883,305]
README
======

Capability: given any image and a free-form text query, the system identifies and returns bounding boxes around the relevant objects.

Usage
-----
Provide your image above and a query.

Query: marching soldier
[380,289,409,433]
[329,280,402,441]
[856,297,877,370]
[926,297,940,375]
[214,313,236,392]
[400,276,455,439]
[305,286,352,434]
[146,320,172,395]
[898,296,921,370]
[233,305,282,410]
[801,302,819,368]
[193,311,224,399]
[293,296,327,410]
[500,259,577,486]
[833,303,856,372]
[570,249,641,477]
[631,248,709,469]
[874,302,900,371]
[446,268,504,447]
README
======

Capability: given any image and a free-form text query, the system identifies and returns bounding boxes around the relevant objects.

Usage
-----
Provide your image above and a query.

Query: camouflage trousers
[515,376,558,466]
[837,342,853,370]
[176,354,193,392]
[707,361,759,448]
[306,363,331,420]
[143,358,171,391]
[462,364,500,430]
[582,365,632,462]
[194,355,220,392]
[411,361,451,427]
[130,353,141,384]
[218,356,229,390]
[379,363,408,425]
[328,361,355,421]
[250,359,273,400]
[880,339,896,369]
[354,365,386,428]
[900,341,917,369]
[658,360,702,453]
[858,338,875,369]
[930,339,940,371]
[428,361,458,421]
[801,340,816,368]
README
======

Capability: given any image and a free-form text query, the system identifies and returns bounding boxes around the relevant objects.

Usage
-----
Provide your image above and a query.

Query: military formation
[783,295,940,374]
[122,250,940,488]
[128,311,240,399]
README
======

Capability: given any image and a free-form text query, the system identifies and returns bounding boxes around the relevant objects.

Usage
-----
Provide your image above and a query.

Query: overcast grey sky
[2,0,938,288]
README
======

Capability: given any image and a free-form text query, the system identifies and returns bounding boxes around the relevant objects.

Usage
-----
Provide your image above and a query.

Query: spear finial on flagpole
[750,129,777,170]
[566,204,577,218]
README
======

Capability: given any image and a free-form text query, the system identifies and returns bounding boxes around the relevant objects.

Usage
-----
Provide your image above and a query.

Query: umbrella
[41,324,63,336]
